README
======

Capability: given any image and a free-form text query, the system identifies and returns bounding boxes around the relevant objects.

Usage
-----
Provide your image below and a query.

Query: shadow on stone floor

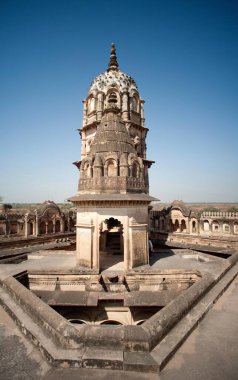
[149,250,175,266]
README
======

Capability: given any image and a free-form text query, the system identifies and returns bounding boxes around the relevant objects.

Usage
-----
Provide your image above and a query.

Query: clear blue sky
[1,0,237,203]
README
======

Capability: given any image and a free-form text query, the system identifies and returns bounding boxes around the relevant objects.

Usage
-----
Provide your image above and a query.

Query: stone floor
[0,248,226,278]
[0,272,238,379]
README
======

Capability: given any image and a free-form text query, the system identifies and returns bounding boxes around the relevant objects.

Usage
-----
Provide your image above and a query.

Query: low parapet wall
[154,232,238,250]
[0,253,237,352]
[0,232,76,249]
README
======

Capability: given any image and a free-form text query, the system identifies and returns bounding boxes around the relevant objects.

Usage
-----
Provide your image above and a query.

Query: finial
[107,43,119,71]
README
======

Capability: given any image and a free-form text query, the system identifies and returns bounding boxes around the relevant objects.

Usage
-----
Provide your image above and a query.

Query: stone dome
[88,43,138,95]
[89,69,138,95]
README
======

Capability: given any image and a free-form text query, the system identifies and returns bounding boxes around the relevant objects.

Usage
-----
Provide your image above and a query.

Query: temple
[69,44,156,270]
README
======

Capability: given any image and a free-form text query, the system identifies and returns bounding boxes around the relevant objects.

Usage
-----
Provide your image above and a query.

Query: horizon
[1,0,238,203]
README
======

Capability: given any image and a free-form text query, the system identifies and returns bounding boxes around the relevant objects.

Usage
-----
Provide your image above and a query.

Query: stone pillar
[129,221,148,269]
[2,221,7,236]
[187,219,190,234]
[92,214,99,270]
[45,222,48,235]
[122,92,129,121]
[60,219,65,233]
[123,216,130,270]
[100,232,107,251]
[53,221,56,234]
[119,154,129,177]
[76,214,95,268]
[81,130,86,159]
[34,211,39,236]
[82,100,87,127]
[97,92,103,121]
[24,214,29,238]
[140,99,145,127]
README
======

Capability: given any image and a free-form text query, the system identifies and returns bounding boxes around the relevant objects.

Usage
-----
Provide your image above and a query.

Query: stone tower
[69,44,156,271]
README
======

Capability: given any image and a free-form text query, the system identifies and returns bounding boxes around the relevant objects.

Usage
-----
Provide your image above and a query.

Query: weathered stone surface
[123,352,158,372]
[82,347,123,370]
[142,273,215,349]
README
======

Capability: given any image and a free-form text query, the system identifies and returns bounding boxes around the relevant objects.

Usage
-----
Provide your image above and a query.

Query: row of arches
[54,303,159,326]
[203,220,238,234]
[81,158,142,179]
[152,218,189,233]
[0,218,75,237]
[69,319,145,326]
[38,220,61,235]
[87,90,141,115]
[151,215,238,235]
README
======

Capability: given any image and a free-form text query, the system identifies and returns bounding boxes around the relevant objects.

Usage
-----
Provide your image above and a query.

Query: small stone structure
[150,200,238,249]
[0,201,76,238]
[69,44,156,270]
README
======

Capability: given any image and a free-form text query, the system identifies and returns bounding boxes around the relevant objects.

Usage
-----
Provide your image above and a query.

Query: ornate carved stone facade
[69,44,156,270]
[79,43,147,162]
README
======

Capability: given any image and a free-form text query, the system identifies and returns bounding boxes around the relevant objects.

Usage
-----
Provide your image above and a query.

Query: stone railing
[201,211,238,219]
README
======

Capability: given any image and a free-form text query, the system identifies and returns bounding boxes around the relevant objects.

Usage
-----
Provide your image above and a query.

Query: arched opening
[203,220,210,233]
[212,220,220,233]
[161,219,165,230]
[39,221,46,235]
[64,220,68,232]
[192,220,196,233]
[132,162,140,178]
[69,319,87,325]
[234,222,238,234]
[48,220,53,234]
[29,222,33,235]
[69,217,75,231]
[100,320,122,325]
[55,220,60,233]
[173,219,179,232]
[223,223,230,234]
[136,320,145,325]
[10,222,18,234]
[84,162,92,178]
[88,96,95,113]
[130,96,138,112]
[181,219,186,232]
[99,218,124,271]
[0,224,5,235]
[107,160,117,177]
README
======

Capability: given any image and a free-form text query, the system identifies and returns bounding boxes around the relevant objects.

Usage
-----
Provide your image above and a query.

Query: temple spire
[107,43,119,71]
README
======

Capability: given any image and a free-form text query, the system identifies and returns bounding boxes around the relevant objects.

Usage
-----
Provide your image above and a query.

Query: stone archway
[29,222,33,235]
[173,219,179,232]
[48,220,54,234]
[100,320,123,325]
[39,221,46,235]
[99,217,124,271]
[181,219,186,232]
[192,220,197,233]
[55,220,61,233]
